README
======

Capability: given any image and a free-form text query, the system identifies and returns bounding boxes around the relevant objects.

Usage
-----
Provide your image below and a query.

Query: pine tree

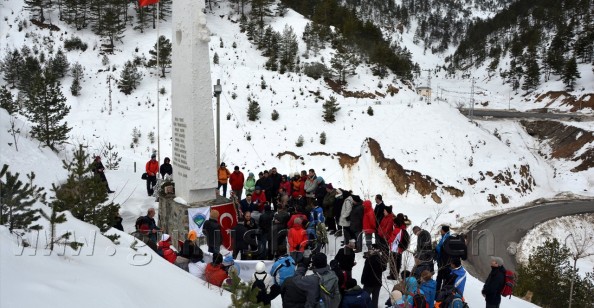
[250,0,274,28]
[52,145,120,232]
[516,239,573,307]
[24,74,72,151]
[70,78,82,96]
[331,42,360,85]
[147,35,172,77]
[522,55,540,92]
[18,54,42,96]
[228,269,260,307]
[271,109,279,121]
[51,49,70,78]
[1,49,23,88]
[367,106,374,116]
[118,60,142,95]
[319,131,326,144]
[562,57,580,91]
[40,196,68,252]
[24,0,52,22]
[134,3,152,33]
[0,86,17,114]
[322,96,340,123]
[247,99,261,121]
[0,165,43,232]
[279,25,299,73]
[213,52,219,65]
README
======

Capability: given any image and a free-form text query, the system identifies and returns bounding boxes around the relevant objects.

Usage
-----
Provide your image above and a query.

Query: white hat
[255,261,266,273]
[161,234,170,242]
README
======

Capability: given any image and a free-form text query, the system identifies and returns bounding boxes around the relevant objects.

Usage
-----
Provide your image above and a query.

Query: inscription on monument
[173,117,190,178]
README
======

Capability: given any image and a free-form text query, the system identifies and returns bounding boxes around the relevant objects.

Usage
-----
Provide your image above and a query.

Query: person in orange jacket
[145,153,159,196]
[157,234,177,264]
[217,162,231,197]
[205,252,229,287]
[362,200,376,251]
[287,217,308,264]
[291,175,305,199]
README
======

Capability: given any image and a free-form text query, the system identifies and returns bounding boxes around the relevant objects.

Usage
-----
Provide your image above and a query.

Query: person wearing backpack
[444,258,467,296]
[435,225,452,292]
[271,245,296,286]
[311,253,341,308]
[400,276,428,307]
[329,260,348,296]
[251,261,281,305]
[340,278,372,307]
[419,270,436,308]
[482,256,507,308]
[361,244,386,308]
[281,263,320,308]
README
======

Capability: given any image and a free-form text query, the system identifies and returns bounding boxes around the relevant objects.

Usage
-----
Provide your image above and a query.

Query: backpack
[398,229,410,250]
[411,289,429,308]
[444,234,467,260]
[135,216,149,232]
[449,297,469,308]
[316,271,341,308]
[501,270,516,298]
[251,274,268,303]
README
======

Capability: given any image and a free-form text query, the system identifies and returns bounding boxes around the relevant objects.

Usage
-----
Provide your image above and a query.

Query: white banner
[188,207,210,236]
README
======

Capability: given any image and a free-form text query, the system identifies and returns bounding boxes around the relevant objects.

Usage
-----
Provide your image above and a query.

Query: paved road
[460,108,593,120]
[464,199,594,282]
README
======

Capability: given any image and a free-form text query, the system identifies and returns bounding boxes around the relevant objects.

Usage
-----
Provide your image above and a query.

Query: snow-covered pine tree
[0,86,17,114]
[213,52,219,65]
[51,49,70,78]
[331,41,359,85]
[70,78,82,96]
[134,3,152,33]
[70,62,84,96]
[247,99,261,121]
[52,145,120,232]
[563,57,580,91]
[0,164,43,232]
[147,35,172,77]
[24,73,72,151]
[1,49,23,88]
[279,25,298,73]
[18,53,42,96]
[40,194,68,252]
[228,269,260,307]
[322,96,340,123]
[320,131,326,144]
[118,60,142,95]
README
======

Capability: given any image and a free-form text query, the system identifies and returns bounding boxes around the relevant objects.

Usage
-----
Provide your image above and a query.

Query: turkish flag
[211,202,238,250]
[139,0,159,7]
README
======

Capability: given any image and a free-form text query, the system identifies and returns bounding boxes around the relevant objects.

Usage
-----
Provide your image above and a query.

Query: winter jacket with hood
[361,250,386,287]
[251,191,267,212]
[288,223,308,252]
[341,285,372,307]
[217,167,231,184]
[291,179,305,198]
[362,200,376,234]
[401,277,424,305]
[379,213,395,239]
[388,226,406,254]
[304,175,319,197]
[271,254,296,286]
[244,174,256,196]
[280,180,291,195]
[323,189,337,216]
[204,263,228,287]
[157,236,177,264]
[420,278,437,308]
[449,265,467,295]
[281,265,320,308]
[349,200,364,232]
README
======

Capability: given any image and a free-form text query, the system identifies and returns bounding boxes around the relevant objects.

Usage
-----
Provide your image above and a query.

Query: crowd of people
[130,163,510,308]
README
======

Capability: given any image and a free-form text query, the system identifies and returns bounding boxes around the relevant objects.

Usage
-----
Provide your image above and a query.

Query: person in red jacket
[362,200,376,251]
[251,186,267,212]
[279,174,291,197]
[145,153,159,196]
[287,209,308,229]
[288,218,308,264]
[291,175,305,199]
[157,234,177,264]
[229,166,245,199]
[387,213,408,280]
[205,253,229,287]
[378,206,395,258]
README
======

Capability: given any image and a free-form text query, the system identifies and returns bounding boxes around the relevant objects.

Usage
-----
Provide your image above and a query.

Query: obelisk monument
[170,0,217,203]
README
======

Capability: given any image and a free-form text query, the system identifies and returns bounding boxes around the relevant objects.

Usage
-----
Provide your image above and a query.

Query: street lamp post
[213,79,222,168]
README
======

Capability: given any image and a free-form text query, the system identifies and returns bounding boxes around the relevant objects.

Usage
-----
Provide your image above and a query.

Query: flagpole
[156,1,161,164]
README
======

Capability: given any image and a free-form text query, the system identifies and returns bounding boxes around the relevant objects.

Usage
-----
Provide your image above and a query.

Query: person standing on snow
[217,162,231,197]
[482,256,506,308]
[229,166,245,199]
[92,156,114,193]
[145,153,159,196]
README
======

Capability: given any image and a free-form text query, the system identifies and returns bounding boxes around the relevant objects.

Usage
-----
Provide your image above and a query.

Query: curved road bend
[464,199,594,282]
[459,108,594,120]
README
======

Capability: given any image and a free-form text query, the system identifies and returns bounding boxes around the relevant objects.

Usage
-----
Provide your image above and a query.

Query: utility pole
[213,79,222,167]
[421,69,432,104]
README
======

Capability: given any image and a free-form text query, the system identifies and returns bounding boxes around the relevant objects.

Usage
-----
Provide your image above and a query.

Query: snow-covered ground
[518,214,594,278]
[1,0,593,307]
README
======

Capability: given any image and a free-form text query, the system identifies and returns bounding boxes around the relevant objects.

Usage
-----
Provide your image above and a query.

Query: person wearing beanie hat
[157,234,177,264]
[251,261,280,305]
[341,278,372,307]
[205,252,228,287]
[482,256,507,307]
[203,209,222,253]
[311,252,328,269]
[217,162,231,197]
[145,153,159,196]
[244,172,256,196]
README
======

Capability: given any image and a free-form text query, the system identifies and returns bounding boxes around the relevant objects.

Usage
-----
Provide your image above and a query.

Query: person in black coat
[482,256,507,308]
[373,194,386,226]
[349,195,364,251]
[112,212,124,231]
[258,203,275,259]
[203,210,221,254]
[159,157,173,179]
[334,239,357,277]
[92,156,114,193]
[412,226,435,278]
[361,244,387,308]
[232,220,249,259]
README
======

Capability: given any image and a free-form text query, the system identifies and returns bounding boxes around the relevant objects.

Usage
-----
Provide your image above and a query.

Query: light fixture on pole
[214,79,222,168]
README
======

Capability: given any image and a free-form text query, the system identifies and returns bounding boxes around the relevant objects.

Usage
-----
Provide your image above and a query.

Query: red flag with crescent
[139,0,159,7]
[211,203,238,249]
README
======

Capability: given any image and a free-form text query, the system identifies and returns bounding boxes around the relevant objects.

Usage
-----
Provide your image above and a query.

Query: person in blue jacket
[448,258,467,296]
[270,245,296,286]
[420,270,437,308]
[341,278,371,307]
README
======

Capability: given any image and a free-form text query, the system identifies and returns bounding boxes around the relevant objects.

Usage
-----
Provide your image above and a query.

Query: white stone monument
[171,0,217,203]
